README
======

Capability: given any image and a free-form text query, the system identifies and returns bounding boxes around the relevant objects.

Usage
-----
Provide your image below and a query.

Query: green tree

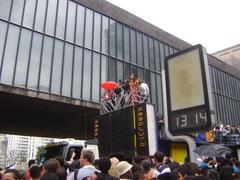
[35,146,46,164]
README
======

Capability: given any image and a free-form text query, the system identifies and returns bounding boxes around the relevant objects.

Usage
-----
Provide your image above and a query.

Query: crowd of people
[1,149,240,180]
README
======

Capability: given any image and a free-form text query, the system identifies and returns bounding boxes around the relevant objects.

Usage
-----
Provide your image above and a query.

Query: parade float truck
[97,80,158,160]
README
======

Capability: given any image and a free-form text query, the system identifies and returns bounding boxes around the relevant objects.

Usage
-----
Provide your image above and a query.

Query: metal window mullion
[141,33,145,69]
[70,3,77,98]
[90,11,95,100]
[135,30,138,65]
[60,0,69,95]
[37,0,49,91]
[0,0,14,81]
[80,6,86,98]
[147,36,151,71]
[49,0,59,92]
[147,36,151,92]
[116,22,118,58]
[115,21,117,58]
[25,0,38,88]
[129,27,131,65]
[107,17,110,80]
[122,25,125,63]
[114,22,117,81]
[153,39,157,71]
[12,0,27,85]
[158,41,162,73]
[99,13,103,101]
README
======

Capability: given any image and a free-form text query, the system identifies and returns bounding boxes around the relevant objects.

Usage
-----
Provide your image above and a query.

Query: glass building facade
[0,0,240,127]
[209,65,240,126]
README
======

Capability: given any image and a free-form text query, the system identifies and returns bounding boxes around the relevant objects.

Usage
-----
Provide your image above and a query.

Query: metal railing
[100,89,149,114]
[213,132,240,145]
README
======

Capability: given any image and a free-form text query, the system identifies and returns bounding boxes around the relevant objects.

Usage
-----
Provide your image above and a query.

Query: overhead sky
[106,0,240,54]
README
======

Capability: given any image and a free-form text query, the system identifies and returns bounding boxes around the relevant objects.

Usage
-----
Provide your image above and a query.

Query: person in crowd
[2,169,20,180]
[176,163,199,180]
[97,157,119,180]
[140,159,159,179]
[40,172,59,180]
[116,161,133,180]
[219,164,234,180]
[153,151,171,176]
[29,164,41,180]
[139,80,150,102]
[205,168,220,180]
[67,149,99,180]
[56,167,67,180]
[41,159,58,175]
[56,156,65,169]
[68,160,81,176]
[131,155,144,174]
[24,159,37,180]
[108,157,119,178]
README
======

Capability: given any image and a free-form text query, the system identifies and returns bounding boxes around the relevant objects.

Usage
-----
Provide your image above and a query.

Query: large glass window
[101,55,108,94]
[143,35,149,68]
[85,9,93,49]
[62,43,73,97]
[27,33,43,89]
[14,29,32,87]
[156,74,163,113]
[159,42,165,66]
[75,5,85,46]
[130,29,136,64]
[35,0,47,32]
[1,25,20,84]
[92,53,100,101]
[0,21,7,70]
[117,22,123,59]
[124,62,131,80]
[102,16,108,54]
[0,0,12,20]
[149,37,155,70]
[45,0,57,36]
[82,49,91,100]
[117,61,123,82]
[11,0,24,24]
[150,72,157,106]
[51,40,63,95]
[164,44,169,57]
[56,0,67,39]
[39,36,54,92]
[136,32,143,66]
[109,58,116,81]
[66,1,76,42]
[109,19,116,57]
[123,26,130,62]
[154,40,160,72]
[137,67,144,81]
[72,46,83,99]
[23,0,36,28]
[93,12,101,52]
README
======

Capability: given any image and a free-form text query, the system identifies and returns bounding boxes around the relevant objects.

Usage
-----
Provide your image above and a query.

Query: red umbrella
[101,81,119,90]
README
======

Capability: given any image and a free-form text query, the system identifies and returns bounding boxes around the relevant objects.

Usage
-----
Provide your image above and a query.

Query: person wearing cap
[116,161,133,180]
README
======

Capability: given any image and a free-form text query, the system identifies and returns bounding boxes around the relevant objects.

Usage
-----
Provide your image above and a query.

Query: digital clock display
[165,45,214,135]
[169,108,210,135]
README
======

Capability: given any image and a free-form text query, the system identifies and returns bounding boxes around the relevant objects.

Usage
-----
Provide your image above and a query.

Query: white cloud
[107,0,240,53]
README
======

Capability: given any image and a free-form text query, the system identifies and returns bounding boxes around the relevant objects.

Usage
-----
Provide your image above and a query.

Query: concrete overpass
[0,84,100,139]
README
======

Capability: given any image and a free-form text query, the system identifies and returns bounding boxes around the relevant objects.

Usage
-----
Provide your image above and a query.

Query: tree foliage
[35,146,46,164]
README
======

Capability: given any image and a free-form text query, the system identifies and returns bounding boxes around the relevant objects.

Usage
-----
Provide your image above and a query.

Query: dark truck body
[98,103,158,160]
